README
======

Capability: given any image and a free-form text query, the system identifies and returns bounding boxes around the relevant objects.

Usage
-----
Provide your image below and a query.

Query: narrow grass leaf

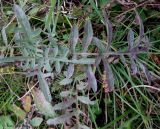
[82,19,93,52]
[86,65,97,92]
[78,96,95,105]
[0,116,14,127]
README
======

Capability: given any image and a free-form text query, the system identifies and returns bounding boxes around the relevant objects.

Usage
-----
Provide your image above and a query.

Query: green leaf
[53,99,75,110]
[45,0,56,29]
[1,27,8,46]
[82,19,93,52]
[60,90,73,97]
[55,61,61,74]
[30,117,43,127]
[86,65,97,92]
[70,25,79,53]
[92,37,105,53]
[37,71,52,102]
[14,4,32,37]
[47,111,77,125]
[103,11,113,51]
[127,29,134,50]
[77,96,95,105]
[32,88,56,118]
[59,78,73,85]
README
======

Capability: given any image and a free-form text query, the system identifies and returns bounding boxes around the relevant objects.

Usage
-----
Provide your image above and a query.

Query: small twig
[18,81,38,100]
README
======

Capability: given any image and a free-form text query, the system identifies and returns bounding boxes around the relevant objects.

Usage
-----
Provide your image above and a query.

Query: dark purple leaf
[86,65,97,92]
[82,19,93,53]
[102,58,114,91]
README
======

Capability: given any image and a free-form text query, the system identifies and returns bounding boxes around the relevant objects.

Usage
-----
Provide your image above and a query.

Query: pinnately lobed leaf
[82,19,93,53]
[86,65,97,92]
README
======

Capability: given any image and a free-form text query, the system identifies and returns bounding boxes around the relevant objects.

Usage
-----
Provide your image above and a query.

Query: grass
[0,0,160,128]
